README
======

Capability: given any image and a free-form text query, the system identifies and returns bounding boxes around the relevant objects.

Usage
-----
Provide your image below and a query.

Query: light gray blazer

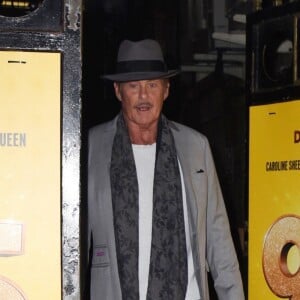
[88,115,245,300]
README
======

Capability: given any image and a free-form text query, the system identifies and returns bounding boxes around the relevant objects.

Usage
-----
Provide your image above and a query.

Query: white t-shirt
[132,143,201,300]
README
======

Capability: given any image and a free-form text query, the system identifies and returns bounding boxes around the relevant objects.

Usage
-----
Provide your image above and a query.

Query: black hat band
[116,60,168,74]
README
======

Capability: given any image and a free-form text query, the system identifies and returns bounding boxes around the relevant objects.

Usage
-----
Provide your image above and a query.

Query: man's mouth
[136,103,152,111]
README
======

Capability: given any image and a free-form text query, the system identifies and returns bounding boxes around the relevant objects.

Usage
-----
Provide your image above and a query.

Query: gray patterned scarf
[110,113,187,300]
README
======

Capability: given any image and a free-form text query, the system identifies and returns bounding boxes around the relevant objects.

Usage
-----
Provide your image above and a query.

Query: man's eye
[128,83,138,88]
[149,82,157,88]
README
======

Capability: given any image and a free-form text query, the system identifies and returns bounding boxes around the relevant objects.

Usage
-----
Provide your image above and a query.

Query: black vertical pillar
[0,1,82,298]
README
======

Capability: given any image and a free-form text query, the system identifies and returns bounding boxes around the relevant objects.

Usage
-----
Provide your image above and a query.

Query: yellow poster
[0,51,61,299]
[249,100,300,299]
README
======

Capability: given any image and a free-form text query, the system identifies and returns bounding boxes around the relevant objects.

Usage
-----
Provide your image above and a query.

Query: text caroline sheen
[0,132,26,147]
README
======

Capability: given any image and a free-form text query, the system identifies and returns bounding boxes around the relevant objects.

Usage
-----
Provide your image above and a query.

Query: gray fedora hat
[102,39,179,82]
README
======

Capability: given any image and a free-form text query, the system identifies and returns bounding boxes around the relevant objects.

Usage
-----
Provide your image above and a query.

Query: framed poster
[248,99,300,299]
[0,51,61,299]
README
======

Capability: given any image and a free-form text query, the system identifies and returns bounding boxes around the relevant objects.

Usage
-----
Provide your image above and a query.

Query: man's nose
[139,85,148,99]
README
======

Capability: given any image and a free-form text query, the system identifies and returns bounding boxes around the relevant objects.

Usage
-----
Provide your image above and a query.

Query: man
[87,39,245,300]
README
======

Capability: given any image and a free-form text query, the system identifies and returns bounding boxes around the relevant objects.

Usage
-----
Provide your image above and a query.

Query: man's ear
[114,82,122,101]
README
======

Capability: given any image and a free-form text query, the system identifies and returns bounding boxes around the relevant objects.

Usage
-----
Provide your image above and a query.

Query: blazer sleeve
[204,139,245,300]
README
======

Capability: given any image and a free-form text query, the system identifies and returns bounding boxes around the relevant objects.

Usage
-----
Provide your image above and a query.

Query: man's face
[114,79,169,128]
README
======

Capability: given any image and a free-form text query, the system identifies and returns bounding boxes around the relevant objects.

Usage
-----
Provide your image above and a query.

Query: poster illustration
[0,51,61,299]
[248,100,300,299]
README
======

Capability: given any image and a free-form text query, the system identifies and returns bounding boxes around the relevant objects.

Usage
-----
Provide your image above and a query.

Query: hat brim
[102,69,180,82]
